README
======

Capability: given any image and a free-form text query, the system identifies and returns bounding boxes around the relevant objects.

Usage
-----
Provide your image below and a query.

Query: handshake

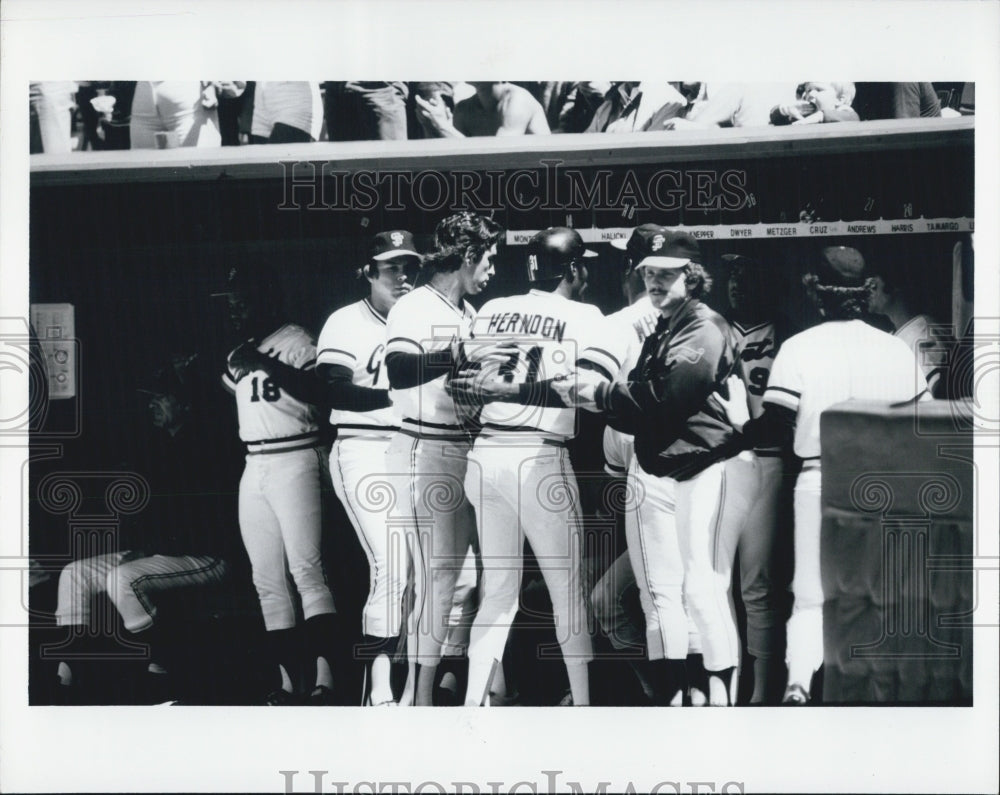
[444,338,606,411]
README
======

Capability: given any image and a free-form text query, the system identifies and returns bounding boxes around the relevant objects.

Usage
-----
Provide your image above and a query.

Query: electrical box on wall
[30,303,76,399]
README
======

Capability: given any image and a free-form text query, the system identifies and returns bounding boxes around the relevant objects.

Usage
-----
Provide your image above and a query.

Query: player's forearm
[319,372,392,412]
[738,404,796,451]
[385,350,455,389]
[256,359,323,405]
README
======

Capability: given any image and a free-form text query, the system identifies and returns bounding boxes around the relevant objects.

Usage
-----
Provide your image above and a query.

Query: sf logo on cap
[391,232,404,247]
[651,234,665,252]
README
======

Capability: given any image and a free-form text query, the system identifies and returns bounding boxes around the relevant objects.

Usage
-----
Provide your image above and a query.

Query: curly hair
[420,246,468,276]
[802,273,871,320]
[684,262,713,300]
[434,212,504,265]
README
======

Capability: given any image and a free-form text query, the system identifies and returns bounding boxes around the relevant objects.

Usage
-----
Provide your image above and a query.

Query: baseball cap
[210,266,276,298]
[817,246,866,286]
[371,230,421,261]
[614,226,701,270]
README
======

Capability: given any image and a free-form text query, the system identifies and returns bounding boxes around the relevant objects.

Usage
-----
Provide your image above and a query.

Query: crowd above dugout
[29,81,974,154]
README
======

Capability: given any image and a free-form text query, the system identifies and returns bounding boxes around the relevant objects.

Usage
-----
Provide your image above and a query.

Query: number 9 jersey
[223,323,321,442]
[468,289,620,441]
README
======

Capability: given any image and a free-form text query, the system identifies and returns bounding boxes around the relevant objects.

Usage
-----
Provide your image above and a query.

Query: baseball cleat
[307,685,336,706]
[263,688,299,706]
[781,683,810,705]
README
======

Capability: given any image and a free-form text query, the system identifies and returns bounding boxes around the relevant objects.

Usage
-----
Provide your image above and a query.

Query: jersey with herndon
[223,323,320,442]
[385,284,476,426]
[317,298,399,430]
[764,319,926,460]
[469,290,620,439]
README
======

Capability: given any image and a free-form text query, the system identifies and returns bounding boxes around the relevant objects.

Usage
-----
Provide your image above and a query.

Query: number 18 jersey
[223,323,320,442]
[469,290,620,441]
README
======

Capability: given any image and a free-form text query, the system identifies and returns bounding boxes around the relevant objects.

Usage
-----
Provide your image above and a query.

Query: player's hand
[446,370,519,406]
[551,371,597,410]
[229,340,264,379]
[715,374,751,431]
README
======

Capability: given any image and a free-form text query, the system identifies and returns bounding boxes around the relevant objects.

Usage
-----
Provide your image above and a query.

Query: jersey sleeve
[317,310,359,370]
[577,310,623,383]
[286,329,318,372]
[762,343,802,412]
[385,296,427,355]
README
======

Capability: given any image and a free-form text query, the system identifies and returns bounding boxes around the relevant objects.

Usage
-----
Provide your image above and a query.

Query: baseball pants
[385,432,478,665]
[786,463,824,689]
[239,446,336,631]
[624,458,705,661]
[591,548,702,655]
[730,453,790,660]
[129,81,221,149]
[55,552,229,633]
[464,437,593,702]
[330,436,406,640]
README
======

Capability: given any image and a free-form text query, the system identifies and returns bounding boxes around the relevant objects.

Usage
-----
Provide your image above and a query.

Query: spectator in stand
[414,81,549,137]
[130,82,240,149]
[408,82,457,139]
[29,82,78,154]
[251,82,324,144]
[852,82,941,120]
[661,83,798,130]
[586,83,687,133]
[325,82,409,141]
[540,82,612,133]
[771,82,860,125]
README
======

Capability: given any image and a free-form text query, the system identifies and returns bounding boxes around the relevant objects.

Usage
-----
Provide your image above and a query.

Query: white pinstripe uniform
[383,285,479,666]
[318,298,404,640]
[462,291,621,701]
[763,319,926,689]
[223,323,335,631]
[56,552,228,633]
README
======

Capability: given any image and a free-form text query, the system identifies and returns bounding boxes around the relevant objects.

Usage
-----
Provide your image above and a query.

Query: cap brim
[372,250,421,261]
[637,256,691,270]
[609,238,630,251]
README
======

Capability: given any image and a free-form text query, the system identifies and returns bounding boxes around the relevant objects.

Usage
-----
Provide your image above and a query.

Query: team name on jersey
[485,312,567,342]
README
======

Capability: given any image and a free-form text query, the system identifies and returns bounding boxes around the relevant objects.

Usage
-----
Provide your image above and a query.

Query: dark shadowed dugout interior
[27,117,975,705]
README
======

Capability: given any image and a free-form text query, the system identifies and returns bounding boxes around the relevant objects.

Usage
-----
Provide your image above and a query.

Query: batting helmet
[526,227,596,282]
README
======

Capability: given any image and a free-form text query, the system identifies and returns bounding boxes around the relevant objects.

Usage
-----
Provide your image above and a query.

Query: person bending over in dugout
[53,355,236,704]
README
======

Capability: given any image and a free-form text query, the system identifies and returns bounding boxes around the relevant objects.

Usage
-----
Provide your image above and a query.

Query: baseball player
[557,230,745,706]
[53,356,234,703]
[316,230,421,706]
[220,268,340,705]
[718,253,797,704]
[720,246,928,704]
[446,227,620,706]
[383,212,503,706]
[591,225,708,706]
